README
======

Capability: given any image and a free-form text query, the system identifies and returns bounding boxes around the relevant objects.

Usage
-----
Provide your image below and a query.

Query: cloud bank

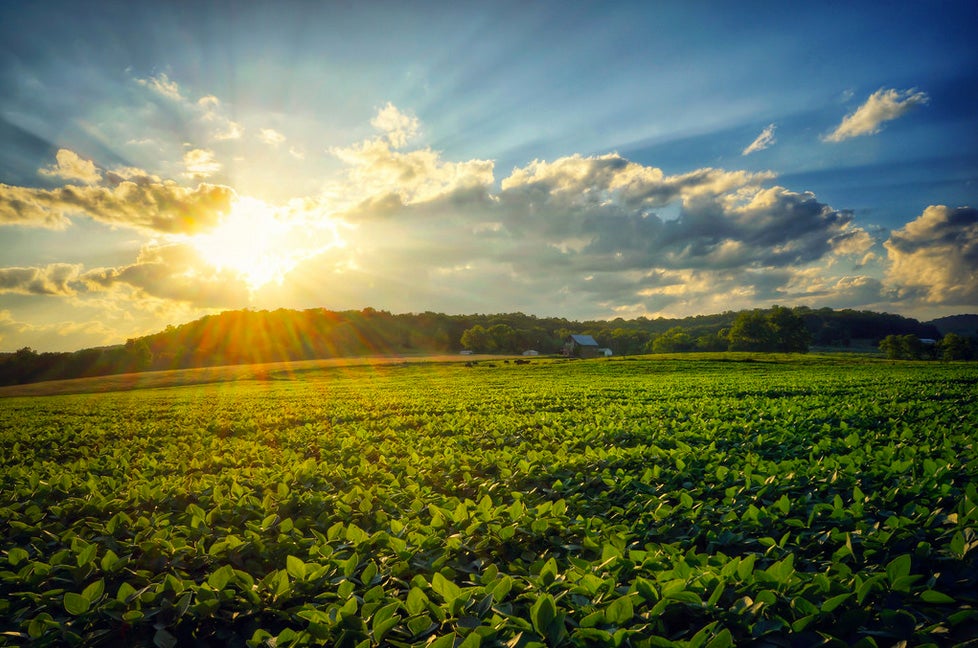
[0,264,82,296]
[0,150,234,233]
[1,102,972,352]
[885,205,978,304]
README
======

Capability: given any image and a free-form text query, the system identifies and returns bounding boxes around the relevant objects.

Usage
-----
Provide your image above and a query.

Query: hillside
[928,314,978,337]
[0,305,962,386]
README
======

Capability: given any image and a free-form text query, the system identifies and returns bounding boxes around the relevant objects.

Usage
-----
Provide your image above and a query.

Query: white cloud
[213,121,244,141]
[884,205,978,304]
[5,103,931,350]
[824,87,929,142]
[1,151,234,234]
[82,242,251,308]
[331,138,495,208]
[38,149,102,184]
[370,102,419,148]
[135,72,183,100]
[0,264,83,296]
[183,148,222,179]
[289,129,866,321]
[742,123,776,155]
[134,73,243,144]
[259,128,286,145]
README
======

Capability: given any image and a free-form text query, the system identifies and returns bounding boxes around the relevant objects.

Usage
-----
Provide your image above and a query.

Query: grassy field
[1,355,976,646]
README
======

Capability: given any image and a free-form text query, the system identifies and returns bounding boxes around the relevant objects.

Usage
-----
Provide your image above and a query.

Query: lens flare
[188,196,343,291]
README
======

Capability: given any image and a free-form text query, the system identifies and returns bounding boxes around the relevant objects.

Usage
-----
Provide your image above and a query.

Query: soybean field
[1,356,977,647]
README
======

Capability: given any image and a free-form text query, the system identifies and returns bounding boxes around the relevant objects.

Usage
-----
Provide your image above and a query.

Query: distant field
[0,354,499,398]
[1,356,976,646]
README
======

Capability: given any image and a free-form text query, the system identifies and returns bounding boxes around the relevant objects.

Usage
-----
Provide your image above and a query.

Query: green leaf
[821,592,851,613]
[706,629,734,648]
[490,575,513,602]
[458,632,481,648]
[949,531,967,558]
[27,613,53,639]
[406,587,429,615]
[531,593,557,636]
[428,634,456,648]
[856,574,884,604]
[635,577,658,602]
[372,602,399,642]
[605,595,634,625]
[346,523,368,544]
[920,589,955,604]
[76,543,97,567]
[286,555,306,580]
[580,610,605,628]
[7,547,29,566]
[407,615,435,637]
[116,581,137,603]
[207,564,234,591]
[82,579,105,602]
[885,554,911,584]
[736,554,756,581]
[538,557,558,585]
[340,596,358,617]
[100,549,121,572]
[432,572,461,605]
[63,592,90,615]
[766,553,795,584]
[361,560,378,585]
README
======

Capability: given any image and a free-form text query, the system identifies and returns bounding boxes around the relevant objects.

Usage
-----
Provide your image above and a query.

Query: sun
[188,196,342,291]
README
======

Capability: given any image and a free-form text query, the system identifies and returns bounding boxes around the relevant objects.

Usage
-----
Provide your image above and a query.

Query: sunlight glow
[188,196,344,291]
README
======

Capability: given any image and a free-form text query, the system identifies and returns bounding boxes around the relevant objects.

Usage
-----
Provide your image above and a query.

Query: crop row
[1,358,977,646]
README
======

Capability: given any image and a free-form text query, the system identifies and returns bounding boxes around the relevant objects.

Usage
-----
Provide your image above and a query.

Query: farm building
[564,334,602,358]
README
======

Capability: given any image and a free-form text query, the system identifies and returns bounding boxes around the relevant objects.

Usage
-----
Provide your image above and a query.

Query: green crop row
[1,357,976,646]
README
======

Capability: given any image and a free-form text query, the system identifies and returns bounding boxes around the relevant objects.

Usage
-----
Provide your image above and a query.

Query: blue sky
[1,1,976,351]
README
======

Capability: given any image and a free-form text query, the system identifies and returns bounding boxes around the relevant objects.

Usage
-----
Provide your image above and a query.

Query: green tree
[651,327,693,353]
[487,324,517,353]
[940,333,969,361]
[767,305,810,352]
[610,328,650,355]
[727,311,776,351]
[125,338,154,371]
[879,334,903,359]
[460,325,490,352]
[880,334,926,360]
[695,332,729,352]
[902,334,925,360]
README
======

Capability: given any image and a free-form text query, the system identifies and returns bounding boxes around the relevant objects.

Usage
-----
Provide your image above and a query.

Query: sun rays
[187,196,345,292]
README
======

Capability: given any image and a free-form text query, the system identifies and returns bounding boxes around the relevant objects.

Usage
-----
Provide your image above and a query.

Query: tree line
[878,333,976,361]
[0,305,971,386]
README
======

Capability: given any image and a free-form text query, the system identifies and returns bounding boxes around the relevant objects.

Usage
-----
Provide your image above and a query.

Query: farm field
[1,356,977,647]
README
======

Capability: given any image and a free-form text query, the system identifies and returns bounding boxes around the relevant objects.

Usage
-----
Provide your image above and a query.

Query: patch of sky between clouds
[655,202,682,223]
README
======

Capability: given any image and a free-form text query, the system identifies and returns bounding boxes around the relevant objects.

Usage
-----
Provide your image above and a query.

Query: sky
[1,1,977,352]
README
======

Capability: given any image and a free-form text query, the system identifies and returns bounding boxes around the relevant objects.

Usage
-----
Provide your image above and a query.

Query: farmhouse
[564,334,602,358]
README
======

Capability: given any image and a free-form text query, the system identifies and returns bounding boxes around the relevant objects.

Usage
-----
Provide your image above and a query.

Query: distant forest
[2,306,975,386]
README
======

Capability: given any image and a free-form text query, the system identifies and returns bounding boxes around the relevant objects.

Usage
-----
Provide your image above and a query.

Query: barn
[564,334,602,358]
